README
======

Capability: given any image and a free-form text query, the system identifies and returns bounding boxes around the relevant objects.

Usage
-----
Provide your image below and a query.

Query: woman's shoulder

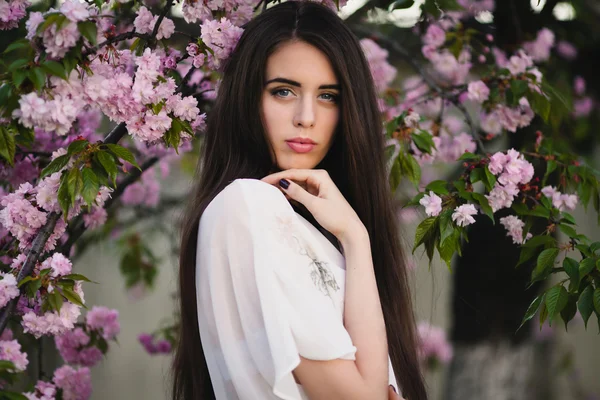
[205,178,292,218]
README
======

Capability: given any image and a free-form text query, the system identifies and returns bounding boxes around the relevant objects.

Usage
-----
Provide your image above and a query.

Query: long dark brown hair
[172,2,427,399]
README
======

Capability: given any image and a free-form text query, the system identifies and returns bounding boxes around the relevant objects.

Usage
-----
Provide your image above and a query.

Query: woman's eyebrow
[264,77,340,90]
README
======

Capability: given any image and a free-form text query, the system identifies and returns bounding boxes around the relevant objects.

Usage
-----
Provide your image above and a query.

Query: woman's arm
[292,223,390,400]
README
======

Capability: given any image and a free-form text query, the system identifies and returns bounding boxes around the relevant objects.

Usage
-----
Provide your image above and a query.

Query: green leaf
[483,167,497,192]
[517,246,538,267]
[389,158,402,191]
[81,167,100,206]
[579,258,596,277]
[411,131,435,154]
[561,212,577,225]
[104,144,140,170]
[404,154,421,188]
[60,273,96,283]
[12,69,27,87]
[563,257,579,291]
[96,151,118,186]
[578,285,594,328]
[559,223,577,238]
[471,193,494,223]
[518,293,544,332]
[77,20,98,45]
[531,248,559,284]
[7,58,28,72]
[458,152,479,161]
[40,155,70,178]
[561,295,578,331]
[0,126,16,167]
[522,234,556,248]
[16,276,36,288]
[590,242,600,253]
[413,217,437,253]
[424,180,449,195]
[3,39,31,54]
[594,288,600,315]
[545,285,568,325]
[61,287,85,308]
[48,290,64,312]
[67,139,89,155]
[40,60,67,80]
[57,172,71,217]
[469,167,484,184]
[66,167,83,207]
[28,68,46,91]
[527,89,551,122]
[528,205,550,219]
[438,229,459,271]
[510,79,528,101]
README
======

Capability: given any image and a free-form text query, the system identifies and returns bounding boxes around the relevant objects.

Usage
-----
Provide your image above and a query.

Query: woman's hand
[261,169,365,243]
[388,385,405,400]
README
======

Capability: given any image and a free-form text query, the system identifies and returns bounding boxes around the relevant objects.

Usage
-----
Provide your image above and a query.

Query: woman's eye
[272,89,292,98]
[320,93,339,103]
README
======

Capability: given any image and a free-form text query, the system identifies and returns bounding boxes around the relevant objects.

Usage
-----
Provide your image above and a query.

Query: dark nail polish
[390,385,397,394]
[279,179,289,189]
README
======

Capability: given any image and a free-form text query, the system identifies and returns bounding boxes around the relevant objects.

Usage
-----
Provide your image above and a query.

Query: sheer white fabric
[196,178,399,399]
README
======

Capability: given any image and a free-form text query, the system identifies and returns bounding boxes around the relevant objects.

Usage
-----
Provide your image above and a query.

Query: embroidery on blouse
[274,213,340,297]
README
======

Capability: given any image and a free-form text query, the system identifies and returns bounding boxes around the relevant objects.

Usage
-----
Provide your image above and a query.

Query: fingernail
[279,179,289,189]
[390,385,397,393]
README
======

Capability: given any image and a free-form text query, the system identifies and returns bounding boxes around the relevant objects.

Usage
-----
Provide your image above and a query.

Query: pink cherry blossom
[499,215,532,244]
[0,339,29,371]
[60,0,91,22]
[24,380,56,400]
[200,17,244,70]
[574,76,586,96]
[556,40,577,60]
[467,80,490,103]
[419,191,443,217]
[423,24,446,48]
[452,204,477,227]
[523,28,555,62]
[417,321,452,364]
[86,306,120,340]
[53,365,92,400]
[0,272,20,309]
[360,38,397,93]
[0,0,30,30]
[40,253,72,278]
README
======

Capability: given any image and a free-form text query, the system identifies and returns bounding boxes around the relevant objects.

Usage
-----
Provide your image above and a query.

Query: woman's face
[261,40,340,171]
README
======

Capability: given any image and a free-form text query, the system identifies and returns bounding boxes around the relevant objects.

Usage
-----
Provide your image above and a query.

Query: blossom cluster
[138,333,172,354]
[485,149,534,212]
[540,186,578,212]
[55,306,120,367]
[417,321,453,366]
[360,38,397,94]
[499,215,531,245]
[25,1,94,58]
[0,0,30,30]
[0,338,29,372]
[25,365,92,400]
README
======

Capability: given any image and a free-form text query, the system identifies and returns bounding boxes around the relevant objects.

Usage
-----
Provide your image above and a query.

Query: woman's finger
[276,178,316,210]
[388,385,403,400]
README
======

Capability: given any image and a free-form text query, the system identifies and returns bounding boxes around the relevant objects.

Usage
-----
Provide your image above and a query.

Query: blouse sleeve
[196,178,357,400]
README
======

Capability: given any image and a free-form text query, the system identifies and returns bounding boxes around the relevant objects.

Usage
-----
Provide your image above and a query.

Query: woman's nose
[293,97,315,128]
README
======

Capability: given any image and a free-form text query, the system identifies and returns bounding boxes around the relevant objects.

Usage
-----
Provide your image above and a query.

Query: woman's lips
[286,141,316,153]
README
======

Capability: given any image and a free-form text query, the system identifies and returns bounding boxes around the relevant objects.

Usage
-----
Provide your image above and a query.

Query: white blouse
[195,178,399,399]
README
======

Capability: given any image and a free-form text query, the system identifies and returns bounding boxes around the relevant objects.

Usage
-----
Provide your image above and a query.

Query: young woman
[172,1,428,399]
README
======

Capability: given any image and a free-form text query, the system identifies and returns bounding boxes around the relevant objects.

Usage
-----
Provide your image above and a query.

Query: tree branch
[0,212,61,335]
[349,24,486,153]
